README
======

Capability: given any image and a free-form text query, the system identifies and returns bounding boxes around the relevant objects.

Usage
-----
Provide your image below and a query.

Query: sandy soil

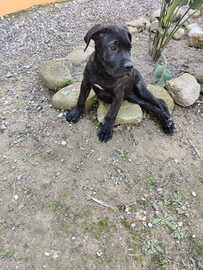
[0,1,203,269]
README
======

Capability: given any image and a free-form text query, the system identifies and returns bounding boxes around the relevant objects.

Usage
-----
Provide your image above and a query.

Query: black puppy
[66,24,175,142]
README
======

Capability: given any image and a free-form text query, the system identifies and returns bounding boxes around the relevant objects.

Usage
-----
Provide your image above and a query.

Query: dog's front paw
[98,125,113,142]
[66,108,81,123]
[163,118,175,135]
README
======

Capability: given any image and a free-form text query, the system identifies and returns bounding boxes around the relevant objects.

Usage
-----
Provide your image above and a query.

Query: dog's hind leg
[127,76,175,135]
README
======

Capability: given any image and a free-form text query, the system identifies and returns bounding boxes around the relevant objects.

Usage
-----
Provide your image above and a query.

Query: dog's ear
[84,24,105,52]
[121,25,132,43]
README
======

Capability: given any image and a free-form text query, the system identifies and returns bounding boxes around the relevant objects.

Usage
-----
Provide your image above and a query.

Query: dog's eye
[111,45,117,51]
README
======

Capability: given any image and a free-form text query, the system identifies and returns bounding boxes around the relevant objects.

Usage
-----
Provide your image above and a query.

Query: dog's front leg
[66,79,91,123]
[98,92,124,142]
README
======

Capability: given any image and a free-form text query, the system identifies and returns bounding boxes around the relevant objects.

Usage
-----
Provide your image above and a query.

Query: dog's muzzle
[123,61,133,70]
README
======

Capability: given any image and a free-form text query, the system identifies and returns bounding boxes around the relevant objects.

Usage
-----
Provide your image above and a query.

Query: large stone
[189,32,203,47]
[186,23,202,32]
[40,58,73,91]
[173,28,185,40]
[150,21,159,32]
[150,9,161,23]
[147,84,174,114]
[97,100,142,126]
[188,28,203,37]
[126,17,147,32]
[189,69,203,93]
[67,46,94,65]
[51,82,96,111]
[165,74,200,107]
[40,45,94,91]
[187,9,201,19]
[128,26,138,34]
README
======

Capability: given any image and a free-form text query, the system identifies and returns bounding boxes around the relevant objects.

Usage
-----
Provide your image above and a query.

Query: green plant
[117,148,128,157]
[1,249,14,259]
[154,53,172,87]
[151,212,177,230]
[174,226,184,239]
[143,239,163,253]
[150,0,203,61]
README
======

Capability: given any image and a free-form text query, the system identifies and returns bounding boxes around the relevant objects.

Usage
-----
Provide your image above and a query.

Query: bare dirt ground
[0,1,203,269]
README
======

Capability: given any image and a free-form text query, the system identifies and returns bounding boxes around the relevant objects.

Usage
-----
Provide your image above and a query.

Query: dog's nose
[123,61,133,70]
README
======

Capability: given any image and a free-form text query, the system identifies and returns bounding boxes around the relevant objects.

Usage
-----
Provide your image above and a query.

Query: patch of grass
[117,148,128,157]
[1,249,14,259]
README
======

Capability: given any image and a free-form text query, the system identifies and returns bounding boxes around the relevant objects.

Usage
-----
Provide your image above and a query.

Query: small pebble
[14,195,19,200]
[192,191,196,197]
[66,144,75,150]
[152,203,159,211]
[148,223,152,228]
[131,223,136,228]
[61,141,67,146]
[58,112,63,118]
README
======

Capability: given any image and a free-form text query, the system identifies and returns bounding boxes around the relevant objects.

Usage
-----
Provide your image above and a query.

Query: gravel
[0,0,161,64]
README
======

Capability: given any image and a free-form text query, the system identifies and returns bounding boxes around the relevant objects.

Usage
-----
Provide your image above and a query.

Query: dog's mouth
[107,66,133,78]
[102,59,134,78]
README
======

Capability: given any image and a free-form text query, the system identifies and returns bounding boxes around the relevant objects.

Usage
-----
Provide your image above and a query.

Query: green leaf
[163,0,189,24]
[177,210,185,214]
[155,16,161,22]
[165,221,176,230]
[156,246,163,253]
[151,218,162,225]
[189,0,203,10]
[154,66,172,87]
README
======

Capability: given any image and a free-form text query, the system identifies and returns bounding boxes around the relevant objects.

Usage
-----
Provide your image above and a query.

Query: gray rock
[173,28,185,40]
[150,9,161,23]
[187,9,201,19]
[66,45,94,65]
[51,82,95,111]
[147,84,174,114]
[128,26,138,34]
[188,28,203,37]
[40,58,73,91]
[165,74,200,107]
[150,21,159,32]
[186,23,202,32]
[126,17,147,32]
[189,32,203,48]
[97,100,142,125]
[188,68,203,93]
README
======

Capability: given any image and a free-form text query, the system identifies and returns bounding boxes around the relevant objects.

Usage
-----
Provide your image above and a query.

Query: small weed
[146,175,158,189]
[1,249,14,259]
[134,175,141,184]
[0,232,6,240]
[174,226,184,240]
[128,203,137,212]
[151,212,177,230]
[4,26,9,30]
[91,115,97,122]
[117,148,128,157]
[22,187,31,195]
[91,187,97,192]
[143,239,163,253]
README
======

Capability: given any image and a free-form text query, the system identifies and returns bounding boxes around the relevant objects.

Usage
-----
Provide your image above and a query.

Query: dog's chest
[92,83,104,90]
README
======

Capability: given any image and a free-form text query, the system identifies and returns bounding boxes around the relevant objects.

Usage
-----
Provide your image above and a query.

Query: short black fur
[66,24,175,142]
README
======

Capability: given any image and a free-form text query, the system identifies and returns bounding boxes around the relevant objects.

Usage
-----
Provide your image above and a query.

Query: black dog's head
[84,24,133,77]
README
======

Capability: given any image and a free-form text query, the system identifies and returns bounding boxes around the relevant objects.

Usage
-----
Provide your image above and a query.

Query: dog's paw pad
[98,126,113,142]
[66,109,81,123]
[163,120,175,135]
